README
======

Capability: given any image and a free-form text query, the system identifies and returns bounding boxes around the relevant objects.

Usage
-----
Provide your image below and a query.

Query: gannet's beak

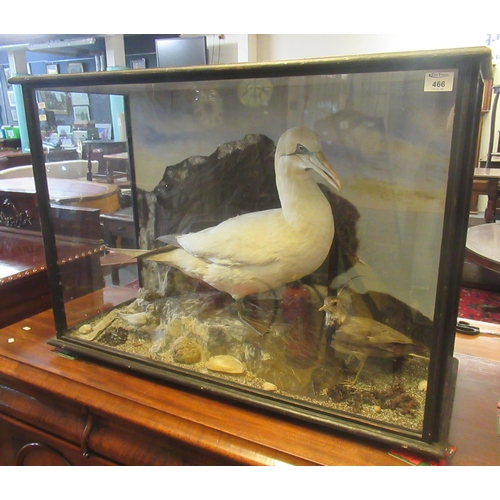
[308,151,342,191]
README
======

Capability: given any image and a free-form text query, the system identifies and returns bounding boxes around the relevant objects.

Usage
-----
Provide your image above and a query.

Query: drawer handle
[16,442,72,466]
[81,411,94,458]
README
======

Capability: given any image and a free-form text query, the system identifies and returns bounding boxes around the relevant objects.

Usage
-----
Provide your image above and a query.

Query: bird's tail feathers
[157,234,180,246]
[103,245,178,260]
[104,246,149,258]
[141,245,179,262]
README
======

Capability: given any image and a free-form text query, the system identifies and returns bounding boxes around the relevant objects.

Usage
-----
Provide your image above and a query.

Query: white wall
[252,34,497,164]
[197,35,256,64]
[255,34,488,61]
[203,33,498,163]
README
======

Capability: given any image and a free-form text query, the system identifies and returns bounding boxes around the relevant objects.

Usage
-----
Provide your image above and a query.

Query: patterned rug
[458,287,500,325]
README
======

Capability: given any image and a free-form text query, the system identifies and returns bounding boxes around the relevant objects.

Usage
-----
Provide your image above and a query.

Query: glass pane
[19,51,472,446]
[54,66,460,436]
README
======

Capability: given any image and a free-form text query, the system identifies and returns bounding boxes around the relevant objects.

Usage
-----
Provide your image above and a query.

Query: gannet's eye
[295,143,311,155]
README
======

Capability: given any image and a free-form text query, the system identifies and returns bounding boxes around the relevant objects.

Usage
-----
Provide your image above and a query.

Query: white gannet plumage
[149,127,342,301]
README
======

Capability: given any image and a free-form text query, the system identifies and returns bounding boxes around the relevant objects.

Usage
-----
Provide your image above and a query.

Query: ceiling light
[28,37,96,51]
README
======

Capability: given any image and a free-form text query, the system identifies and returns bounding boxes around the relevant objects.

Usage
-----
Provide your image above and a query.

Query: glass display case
[13,46,492,457]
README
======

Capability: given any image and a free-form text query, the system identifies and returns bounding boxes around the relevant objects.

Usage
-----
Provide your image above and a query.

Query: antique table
[465,222,500,274]
[472,168,500,223]
[0,288,498,466]
[0,177,120,214]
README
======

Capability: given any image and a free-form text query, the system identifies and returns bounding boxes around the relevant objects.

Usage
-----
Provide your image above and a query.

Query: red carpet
[458,287,500,325]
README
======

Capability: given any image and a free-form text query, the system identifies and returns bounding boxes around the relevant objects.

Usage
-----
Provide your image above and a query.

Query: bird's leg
[304,282,325,304]
[236,299,268,335]
[236,297,277,336]
[341,356,367,387]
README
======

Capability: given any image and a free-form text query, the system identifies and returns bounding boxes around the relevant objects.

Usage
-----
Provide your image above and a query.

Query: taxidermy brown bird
[319,293,428,385]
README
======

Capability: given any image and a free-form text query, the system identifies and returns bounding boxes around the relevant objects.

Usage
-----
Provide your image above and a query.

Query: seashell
[170,337,201,364]
[262,382,277,391]
[118,312,148,327]
[79,324,93,334]
[206,355,245,374]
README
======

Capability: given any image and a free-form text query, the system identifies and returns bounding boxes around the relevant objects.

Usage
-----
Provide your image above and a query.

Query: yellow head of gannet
[149,127,341,304]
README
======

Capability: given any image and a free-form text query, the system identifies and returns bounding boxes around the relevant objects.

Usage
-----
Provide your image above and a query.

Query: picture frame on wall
[95,123,112,140]
[46,64,59,75]
[68,62,84,74]
[73,105,90,123]
[70,92,90,106]
[3,66,12,86]
[7,90,15,107]
[39,91,69,115]
[131,58,147,70]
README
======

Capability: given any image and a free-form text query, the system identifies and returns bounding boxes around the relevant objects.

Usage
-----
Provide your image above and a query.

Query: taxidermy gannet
[147,127,342,328]
[152,127,341,294]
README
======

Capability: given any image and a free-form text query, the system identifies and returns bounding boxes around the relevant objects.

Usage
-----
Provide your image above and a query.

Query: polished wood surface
[451,334,500,466]
[104,152,129,160]
[0,150,31,170]
[0,186,106,329]
[0,288,498,465]
[472,168,500,222]
[0,227,104,328]
[466,222,500,273]
[0,177,119,214]
[0,228,101,281]
[454,323,500,360]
